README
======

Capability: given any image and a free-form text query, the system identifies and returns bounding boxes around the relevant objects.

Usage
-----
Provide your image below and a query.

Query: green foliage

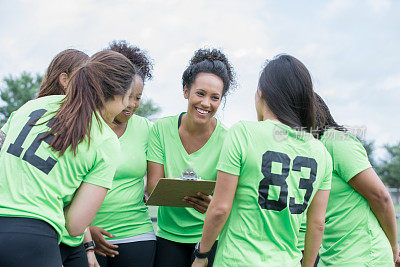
[136,98,160,118]
[379,142,400,188]
[0,72,42,126]
[360,139,378,170]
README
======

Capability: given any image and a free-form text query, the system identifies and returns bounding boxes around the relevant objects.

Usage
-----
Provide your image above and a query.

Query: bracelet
[86,248,95,253]
[83,241,96,250]
[194,242,210,259]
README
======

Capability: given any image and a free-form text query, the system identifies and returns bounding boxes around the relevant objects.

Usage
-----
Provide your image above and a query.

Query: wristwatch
[83,241,96,250]
[194,242,210,259]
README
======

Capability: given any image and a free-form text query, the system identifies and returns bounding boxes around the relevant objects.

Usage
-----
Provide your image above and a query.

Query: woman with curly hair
[147,48,236,267]
[88,40,156,267]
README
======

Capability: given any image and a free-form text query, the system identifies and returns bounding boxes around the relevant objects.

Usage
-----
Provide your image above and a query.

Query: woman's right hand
[393,243,400,266]
[88,226,119,257]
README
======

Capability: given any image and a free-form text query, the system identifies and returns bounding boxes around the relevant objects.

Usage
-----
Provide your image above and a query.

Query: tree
[136,98,161,118]
[360,139,379,171]
[0,72,42,126]
[379,142,400,188]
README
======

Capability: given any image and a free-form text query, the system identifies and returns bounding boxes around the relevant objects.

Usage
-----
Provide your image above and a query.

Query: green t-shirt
[91,115,154,240]
[214,120,332,267]
[147,114,227,243]
[0,95,120,240]
[316,129,392,266]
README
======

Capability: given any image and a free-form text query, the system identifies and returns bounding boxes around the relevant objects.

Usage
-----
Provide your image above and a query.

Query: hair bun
[185,48,236,95]
[107,40,153,81]
[189,48,227,65]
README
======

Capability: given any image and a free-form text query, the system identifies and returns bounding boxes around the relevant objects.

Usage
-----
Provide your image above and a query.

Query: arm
[83,230,100,267]
[0,130,5,151]
[192,171,239,267]
[147,161,165,194]
[64,182,108,237]
[348,167,399,262]
[302,189,330,267]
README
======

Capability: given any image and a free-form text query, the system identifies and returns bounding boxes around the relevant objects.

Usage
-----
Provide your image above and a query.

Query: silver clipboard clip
[180,168,201,180]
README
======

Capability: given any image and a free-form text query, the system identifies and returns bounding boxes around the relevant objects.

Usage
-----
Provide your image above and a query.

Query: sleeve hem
[217,163,240,176]
[344,164,372,182]
[83,178,113,190]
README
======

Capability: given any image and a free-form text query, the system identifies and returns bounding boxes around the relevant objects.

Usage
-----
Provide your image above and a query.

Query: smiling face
[184,72,223,124]
[114,75,144,124]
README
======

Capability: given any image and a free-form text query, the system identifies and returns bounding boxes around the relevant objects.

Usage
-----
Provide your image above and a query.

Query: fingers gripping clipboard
[146,168,216,207]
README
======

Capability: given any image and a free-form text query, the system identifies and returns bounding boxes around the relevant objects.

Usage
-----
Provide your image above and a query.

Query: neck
[99,108,113,125]
[181,113,215,135]
[260,108,280,123]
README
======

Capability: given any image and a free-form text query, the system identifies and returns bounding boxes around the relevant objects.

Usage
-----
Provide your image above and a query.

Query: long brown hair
[258,54,316,132]
[46,50,136,156]
[37,49,89,98]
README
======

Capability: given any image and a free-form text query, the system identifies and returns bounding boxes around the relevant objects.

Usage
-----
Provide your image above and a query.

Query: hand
[88,226,119,257]
[183,192,212,214]
[192,258,208,267]
[86,250,100,267]
[393,243,400,266]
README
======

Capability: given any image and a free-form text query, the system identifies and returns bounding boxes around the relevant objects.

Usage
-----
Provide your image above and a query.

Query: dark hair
[107,40,153,82]
[258,54,316,132]
[315,93,347,138]
[45,50,136,156]
[182,48,235,97]
[37,49,89,98]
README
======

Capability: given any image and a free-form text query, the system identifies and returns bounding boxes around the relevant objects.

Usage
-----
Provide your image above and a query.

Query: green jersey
[91,115,154,239]
[214,120,332,266]
[147,114,227,243]
[317,129,392,266]
[0,95,119,240]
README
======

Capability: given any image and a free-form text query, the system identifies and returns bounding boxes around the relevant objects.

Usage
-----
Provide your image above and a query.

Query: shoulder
[131,115,153,130]
[151,114,180,132]
[321,129,363,152]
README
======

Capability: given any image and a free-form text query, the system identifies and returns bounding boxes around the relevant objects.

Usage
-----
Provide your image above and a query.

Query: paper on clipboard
[146,169,216,207]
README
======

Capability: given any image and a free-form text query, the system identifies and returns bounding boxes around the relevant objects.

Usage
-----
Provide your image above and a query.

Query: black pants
[0,216,62,267]
[154,237,218,267]
[96,240,156,267]
[60,242,88,267]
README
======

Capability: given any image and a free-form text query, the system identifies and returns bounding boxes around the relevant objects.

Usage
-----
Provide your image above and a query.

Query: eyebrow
[196,88,221,96]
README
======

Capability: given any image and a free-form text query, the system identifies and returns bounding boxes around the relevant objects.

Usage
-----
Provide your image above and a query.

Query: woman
[0,50,136,266]
[36,49,100,267]
[37,49,89,97]
[192,55,333,267]
[313,94,398,266]
[88,40,156,267]
[147,48,235,266]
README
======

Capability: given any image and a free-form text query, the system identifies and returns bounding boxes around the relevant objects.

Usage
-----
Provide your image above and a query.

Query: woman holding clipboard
[147,48,235,267]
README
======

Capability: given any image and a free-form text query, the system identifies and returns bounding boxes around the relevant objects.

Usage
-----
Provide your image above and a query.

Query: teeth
[196,108,210,114]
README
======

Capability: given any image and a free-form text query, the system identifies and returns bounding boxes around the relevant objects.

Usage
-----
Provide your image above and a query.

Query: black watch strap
[83,241,96,250]
[194,242,209,259]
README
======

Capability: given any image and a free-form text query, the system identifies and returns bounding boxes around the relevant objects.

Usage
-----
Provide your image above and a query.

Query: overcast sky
[0,0,399,158]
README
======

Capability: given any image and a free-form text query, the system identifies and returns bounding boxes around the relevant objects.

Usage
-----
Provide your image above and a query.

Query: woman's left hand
[183,192,212,214]
[191,258,208,267]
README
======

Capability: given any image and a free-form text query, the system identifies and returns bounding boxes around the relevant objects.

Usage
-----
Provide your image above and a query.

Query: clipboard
[146,168,216,207]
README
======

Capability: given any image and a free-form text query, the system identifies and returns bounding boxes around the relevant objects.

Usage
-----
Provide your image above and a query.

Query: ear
[257,88,263,99]
[58,73,68,89]
[183,86,189,99]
